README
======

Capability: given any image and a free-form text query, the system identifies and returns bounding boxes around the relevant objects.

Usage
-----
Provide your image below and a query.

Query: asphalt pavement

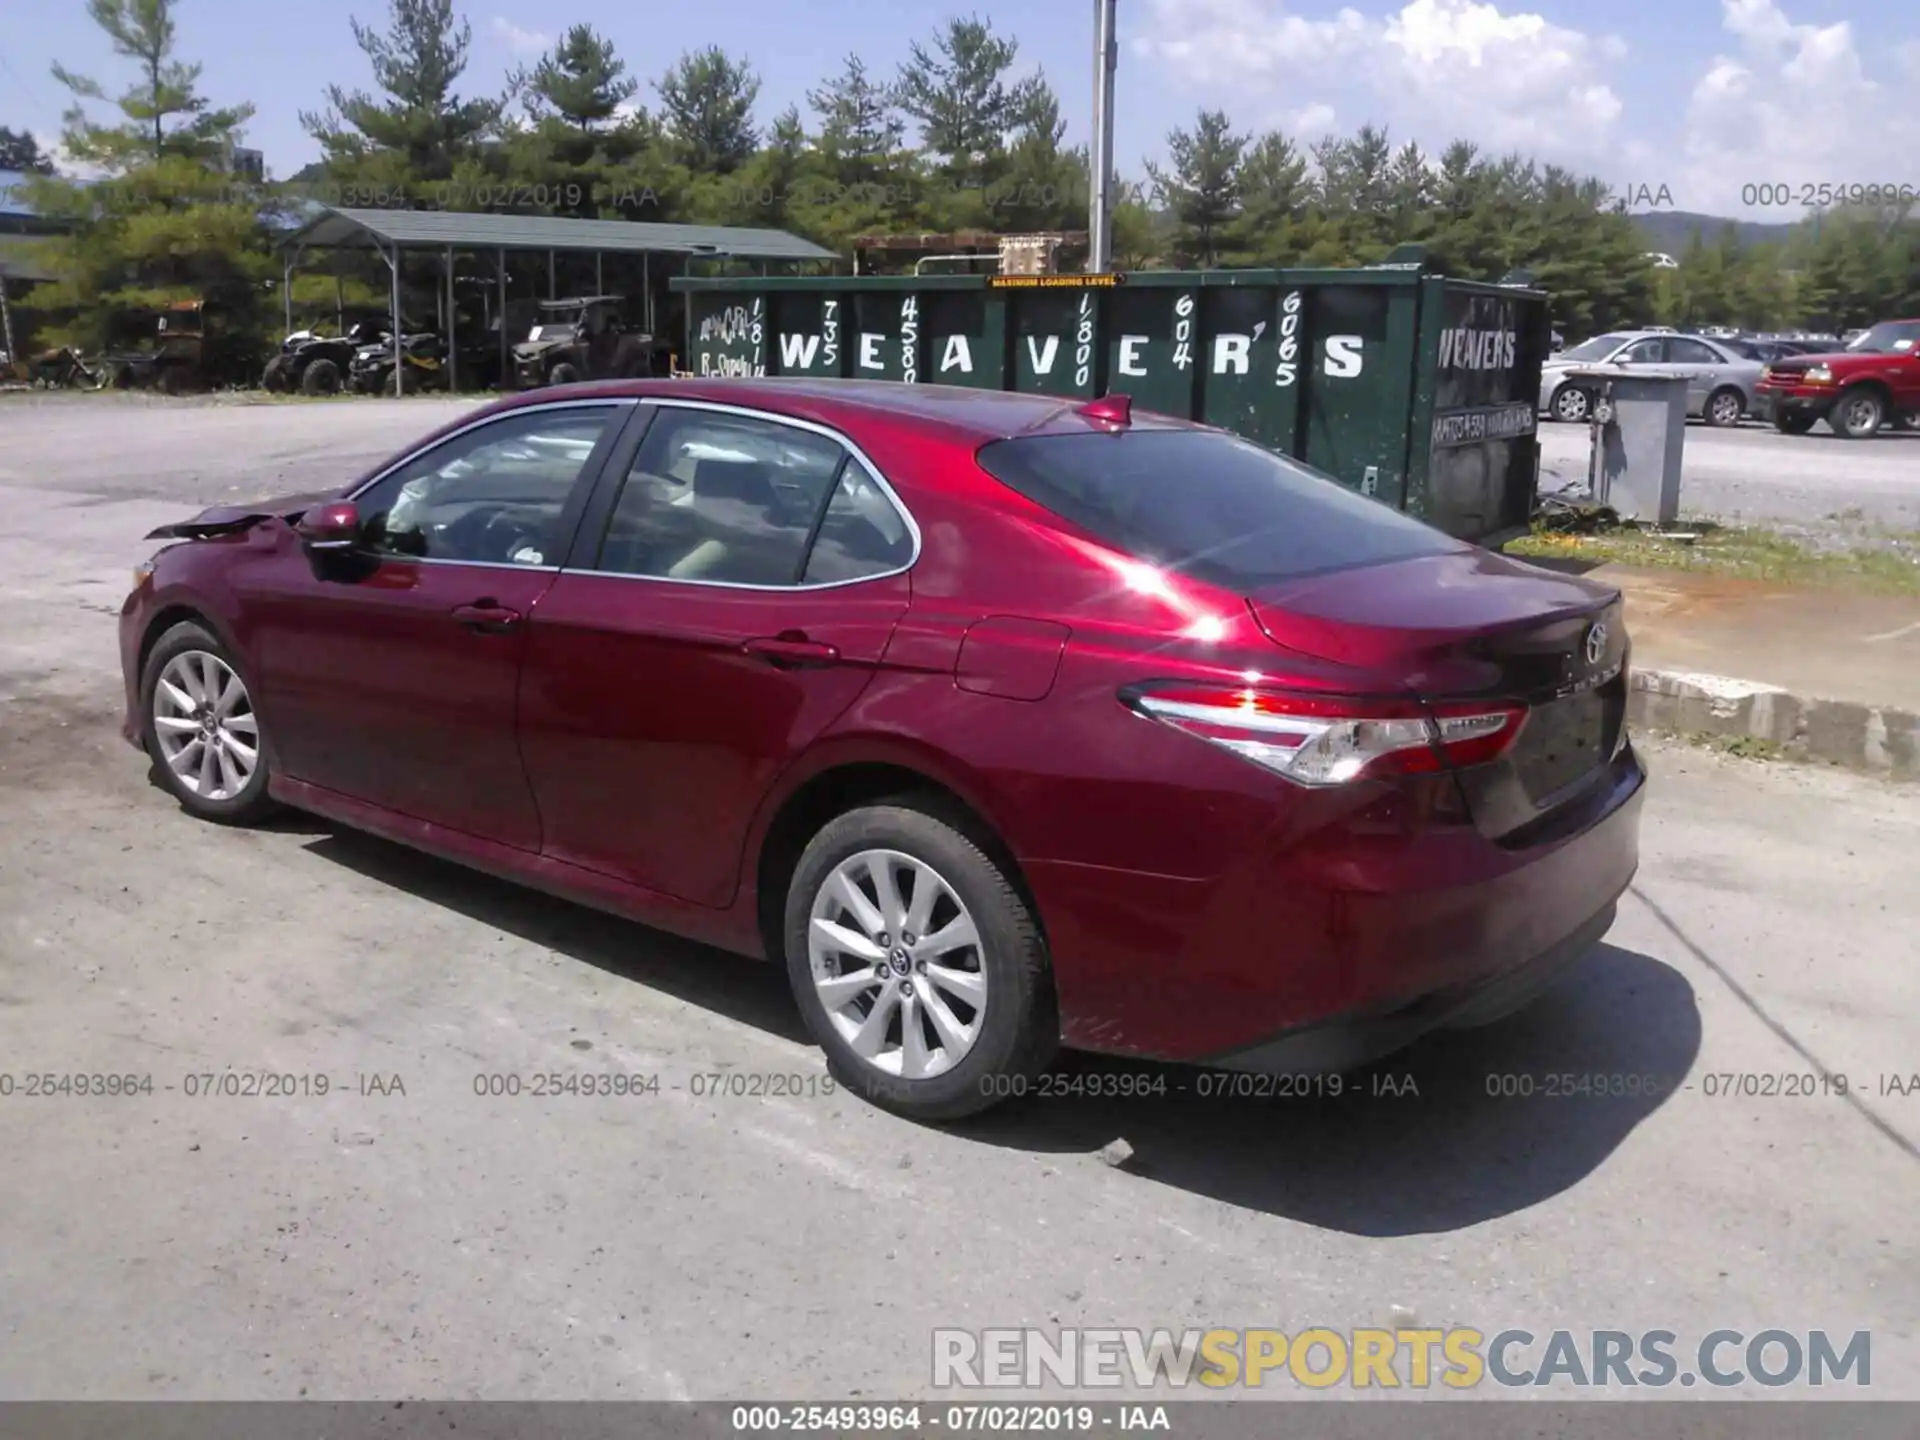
[1,395,1915,1401]
[1536,416,1920,540]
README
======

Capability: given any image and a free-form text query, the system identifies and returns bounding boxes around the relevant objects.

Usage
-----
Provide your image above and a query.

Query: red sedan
[119,378,1644,1120]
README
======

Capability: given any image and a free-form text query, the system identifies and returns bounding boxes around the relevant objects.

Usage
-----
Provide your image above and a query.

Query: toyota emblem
[1585,622,1608,666]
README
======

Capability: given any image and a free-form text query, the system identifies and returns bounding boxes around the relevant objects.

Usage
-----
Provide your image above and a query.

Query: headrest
[692,458,776,506]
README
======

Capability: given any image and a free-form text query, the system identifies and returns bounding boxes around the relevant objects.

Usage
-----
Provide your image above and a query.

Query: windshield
[1842,322,1920,355]
[975,428,1463,591]
[1556,335,1628,362]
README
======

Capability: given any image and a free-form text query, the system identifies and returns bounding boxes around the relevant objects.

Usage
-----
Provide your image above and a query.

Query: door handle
[451,601,522,633]
[743,635,839,668]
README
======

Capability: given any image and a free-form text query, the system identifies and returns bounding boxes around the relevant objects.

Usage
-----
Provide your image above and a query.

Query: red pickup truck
[1753,319,1920,438]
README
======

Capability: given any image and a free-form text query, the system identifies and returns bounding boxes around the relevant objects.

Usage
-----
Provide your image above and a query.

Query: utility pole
[1089,0,1118,272]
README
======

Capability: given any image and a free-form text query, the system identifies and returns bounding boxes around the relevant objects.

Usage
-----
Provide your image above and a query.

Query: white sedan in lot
[1539,332,1765,427]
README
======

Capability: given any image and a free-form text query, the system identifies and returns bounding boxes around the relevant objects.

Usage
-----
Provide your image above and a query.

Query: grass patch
[1505,504,1920,596]
[1685,731,1788,762]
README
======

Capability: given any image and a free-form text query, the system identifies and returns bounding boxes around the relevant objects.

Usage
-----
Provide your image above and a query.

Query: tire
[301,357,341,396]
[1773,412,1817,435]
[1549,383,1592,424]
[783,801,1057,1122]
[547,361,580,386]
[1704,386,1745,427]
[1828,385,1886,439]
[138,621,277,825]
[261,356,288,392]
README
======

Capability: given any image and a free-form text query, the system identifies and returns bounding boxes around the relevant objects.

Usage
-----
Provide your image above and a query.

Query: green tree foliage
[527,24,636,132]
[0,126,56,174]
[301,0,514,196]
[25,0,270,376]
[799,54,914,240]
[26,5,1918,356]
[656,47,760,175]
[895,15,1041,202]
[1147,110,1246,267]
[506,24,647,217]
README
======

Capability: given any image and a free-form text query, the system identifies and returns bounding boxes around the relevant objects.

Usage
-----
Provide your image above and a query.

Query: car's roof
[487,376,1197,445]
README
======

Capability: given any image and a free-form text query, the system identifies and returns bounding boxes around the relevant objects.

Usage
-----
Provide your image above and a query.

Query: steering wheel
[477,508,547,563]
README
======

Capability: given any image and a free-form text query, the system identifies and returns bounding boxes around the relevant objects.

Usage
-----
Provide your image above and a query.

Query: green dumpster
[670,250,1549,543]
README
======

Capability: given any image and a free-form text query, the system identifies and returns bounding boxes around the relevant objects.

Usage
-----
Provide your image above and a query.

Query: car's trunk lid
[1245,549,1628,839]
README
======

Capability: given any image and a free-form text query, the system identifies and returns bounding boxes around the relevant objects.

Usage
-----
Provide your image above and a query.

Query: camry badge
[1586,622,1608,666]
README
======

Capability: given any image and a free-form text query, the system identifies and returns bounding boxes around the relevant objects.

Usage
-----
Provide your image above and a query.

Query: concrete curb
[1629,669,1920,779]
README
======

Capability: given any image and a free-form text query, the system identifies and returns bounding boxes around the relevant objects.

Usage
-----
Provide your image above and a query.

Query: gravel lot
[2,396,1916,1402]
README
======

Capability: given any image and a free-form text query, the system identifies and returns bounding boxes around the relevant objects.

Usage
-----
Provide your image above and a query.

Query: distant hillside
[1631,210,1798,253]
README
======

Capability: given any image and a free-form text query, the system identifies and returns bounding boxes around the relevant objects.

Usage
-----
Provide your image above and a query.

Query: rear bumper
[1027,745,1647,1064]
[1203,897,1619,1072]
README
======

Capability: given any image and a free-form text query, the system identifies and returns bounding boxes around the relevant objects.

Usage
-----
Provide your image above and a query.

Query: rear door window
[975,429,1464,591]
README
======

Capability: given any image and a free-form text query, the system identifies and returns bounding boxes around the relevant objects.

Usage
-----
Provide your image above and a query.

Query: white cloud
[1288,102,1338,137]
[1135,0,1627,161]
[1679,0,1920,215]
[490,17,551,56]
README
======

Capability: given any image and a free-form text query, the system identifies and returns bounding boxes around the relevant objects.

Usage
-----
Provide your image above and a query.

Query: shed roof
[280,205,837,262]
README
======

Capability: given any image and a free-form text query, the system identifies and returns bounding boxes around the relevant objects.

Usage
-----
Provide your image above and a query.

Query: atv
[350,331,448,395]
[512,295,670,388]
[263,317,398,397]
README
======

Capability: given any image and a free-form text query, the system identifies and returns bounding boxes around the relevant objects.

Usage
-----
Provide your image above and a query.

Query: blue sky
[5,0,1915,219]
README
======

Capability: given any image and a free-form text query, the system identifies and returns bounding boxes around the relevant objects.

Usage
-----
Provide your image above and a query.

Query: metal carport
[276,205,838,395]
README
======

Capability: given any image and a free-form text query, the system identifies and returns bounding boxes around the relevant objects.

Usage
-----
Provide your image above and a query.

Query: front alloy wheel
[808,849,987,1080]
[141,621,276,823]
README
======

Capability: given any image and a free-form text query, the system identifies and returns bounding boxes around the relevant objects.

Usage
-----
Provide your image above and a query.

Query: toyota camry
[120,377,1645,1120]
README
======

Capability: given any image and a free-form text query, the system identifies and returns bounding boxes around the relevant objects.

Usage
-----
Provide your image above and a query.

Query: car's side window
[1669,339,1721,364]
[354,405,618,566]
[802,463,916,584]
[1618,339,1665,364]
[594,408,853,586]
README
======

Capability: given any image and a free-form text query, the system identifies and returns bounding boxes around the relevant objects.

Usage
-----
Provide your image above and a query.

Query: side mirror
[297,500,361,552]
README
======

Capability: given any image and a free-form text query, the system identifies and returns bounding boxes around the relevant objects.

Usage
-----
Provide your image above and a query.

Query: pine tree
[989,74,1084,234]
[1224,131,1310,264]
[25,0,270,376]
[656,47,760,175]
[527,25,637,134]
[807,55,903,177]
[1147,110,1246,267]
[801,53,913,238]
[895,16,1038,195]
[300,0,514,192]
[505,25,644,217]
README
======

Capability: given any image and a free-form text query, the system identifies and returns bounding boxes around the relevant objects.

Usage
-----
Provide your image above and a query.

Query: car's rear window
[974,428,1463,591]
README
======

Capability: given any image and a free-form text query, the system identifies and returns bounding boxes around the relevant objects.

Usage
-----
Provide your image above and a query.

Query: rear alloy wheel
[1704,387,1745,427]
[140,621,276,824]
[1829,386,1886,439]
[1549,383,1592,423]
[784,803,1056,1121]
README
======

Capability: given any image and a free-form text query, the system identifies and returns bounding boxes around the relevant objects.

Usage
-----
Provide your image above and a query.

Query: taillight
[1123,682,1527,786]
